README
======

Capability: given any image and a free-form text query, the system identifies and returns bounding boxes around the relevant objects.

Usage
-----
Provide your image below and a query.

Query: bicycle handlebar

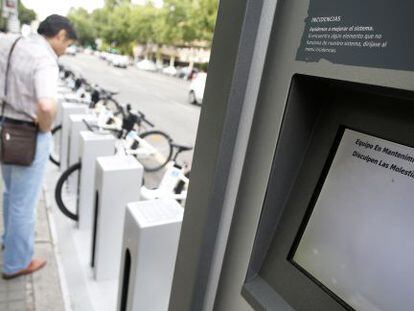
[137,111,154,127]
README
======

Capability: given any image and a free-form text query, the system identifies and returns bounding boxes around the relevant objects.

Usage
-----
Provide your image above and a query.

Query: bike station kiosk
[91,155,143,281]
[68,114,97,191]
[78,131,116,230]
[168,0,414,310]
[60,103,88,171]
[117,199,183,311]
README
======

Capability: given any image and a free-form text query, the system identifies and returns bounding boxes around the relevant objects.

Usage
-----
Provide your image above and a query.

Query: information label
[296,0,414,71]
[293,129,414,311]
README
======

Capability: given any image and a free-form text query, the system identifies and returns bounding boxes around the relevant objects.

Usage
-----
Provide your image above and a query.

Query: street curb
[42,185,73,311]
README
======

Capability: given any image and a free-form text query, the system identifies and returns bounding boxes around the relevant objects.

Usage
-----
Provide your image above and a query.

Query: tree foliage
[18,1,36,25]
[67,0,218,53]
[195,0,219,42]
[101,4,133,46]
[129,4,162,44]
[161,0,198,45]
[67,8,96,47]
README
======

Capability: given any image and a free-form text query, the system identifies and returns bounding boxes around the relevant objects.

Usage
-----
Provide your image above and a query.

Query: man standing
[0,15,77,279]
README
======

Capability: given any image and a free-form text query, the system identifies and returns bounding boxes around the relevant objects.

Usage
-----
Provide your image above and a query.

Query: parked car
[111,55,129,68]
[162,66,177,76]
[188,72,207,105]
[136,59,157,72]
[177,66,198,80]
[66,45,77,56]
[83,48,93,55]
[105,53,117,65]
[99,51,108,60]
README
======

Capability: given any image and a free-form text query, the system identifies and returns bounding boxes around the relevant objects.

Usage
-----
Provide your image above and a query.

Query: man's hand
[36,98,57,132]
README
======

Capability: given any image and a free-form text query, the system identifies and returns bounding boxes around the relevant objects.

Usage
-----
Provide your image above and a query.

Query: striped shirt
[0,33,58,121]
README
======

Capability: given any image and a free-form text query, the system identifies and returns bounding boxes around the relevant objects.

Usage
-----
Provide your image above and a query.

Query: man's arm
[34,57,58,132]
[36,98,57,132]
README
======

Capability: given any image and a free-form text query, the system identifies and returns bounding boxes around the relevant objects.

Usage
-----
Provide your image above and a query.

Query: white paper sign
[293,129,414,311]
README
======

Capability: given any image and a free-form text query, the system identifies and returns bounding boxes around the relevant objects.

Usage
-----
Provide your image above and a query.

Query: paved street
[60,54,202,166]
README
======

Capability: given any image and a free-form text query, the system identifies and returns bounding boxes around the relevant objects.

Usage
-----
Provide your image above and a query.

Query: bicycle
[90,86,124,117]
[50,78,125,167]
[55,112,192,221]
[140,143,192,201]
[49,124,63,167]
[54,134,192,222]
[83,106,174,172]
[57,67,123,114]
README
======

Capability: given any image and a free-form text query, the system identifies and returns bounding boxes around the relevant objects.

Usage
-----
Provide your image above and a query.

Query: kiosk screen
[292,129,414,311]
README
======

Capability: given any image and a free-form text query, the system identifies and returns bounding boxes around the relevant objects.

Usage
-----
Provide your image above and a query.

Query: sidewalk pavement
[0,182,66,311]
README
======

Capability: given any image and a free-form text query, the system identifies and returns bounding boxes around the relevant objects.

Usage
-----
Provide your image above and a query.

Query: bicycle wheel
[55,162,82,221]
[137,130,173,172]
[49,125,62,167]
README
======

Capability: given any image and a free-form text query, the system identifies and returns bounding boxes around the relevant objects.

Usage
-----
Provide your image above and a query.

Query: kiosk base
[91,155,143,281]
[117,200,183,311]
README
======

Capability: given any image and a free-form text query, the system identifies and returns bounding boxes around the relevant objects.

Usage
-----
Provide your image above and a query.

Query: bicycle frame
[140,161,190,201]
[121,131,159,158]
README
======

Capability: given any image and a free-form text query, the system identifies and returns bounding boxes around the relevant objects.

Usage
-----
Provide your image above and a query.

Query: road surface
[60,54,202,166]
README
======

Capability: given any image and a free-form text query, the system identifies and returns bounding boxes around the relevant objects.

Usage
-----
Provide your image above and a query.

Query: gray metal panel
[203,0,279,309]
[168,0,252,310]
[245,75,329,281]
[215,0,414,310]
[243,277,294,311]
[170,0,414,309]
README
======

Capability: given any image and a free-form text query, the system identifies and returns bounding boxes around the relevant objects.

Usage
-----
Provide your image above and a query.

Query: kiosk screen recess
[291,129,414,311]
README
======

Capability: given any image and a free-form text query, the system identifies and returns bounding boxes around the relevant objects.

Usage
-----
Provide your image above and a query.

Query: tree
[67,7,97,47]
[101,4,134,51]
[18,1,36,25]
[158,0,218,47]
[62,0,219,56]
[129,5,158,44]
[91,7,110,36]
[160,0,198,45]
[104,0,131,10]
[194,0,218,44]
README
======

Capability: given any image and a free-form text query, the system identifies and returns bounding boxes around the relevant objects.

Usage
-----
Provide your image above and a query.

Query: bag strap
[2,37,36,121]
[4,37,22,98]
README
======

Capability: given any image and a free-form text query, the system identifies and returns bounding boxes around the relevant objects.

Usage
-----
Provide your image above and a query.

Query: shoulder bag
[0,37,38,166]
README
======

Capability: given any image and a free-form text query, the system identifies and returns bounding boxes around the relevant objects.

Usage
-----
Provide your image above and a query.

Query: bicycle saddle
[108,90,119,96]
[103,88,119,96]
[171,143,193,152]
[96,85,119,96]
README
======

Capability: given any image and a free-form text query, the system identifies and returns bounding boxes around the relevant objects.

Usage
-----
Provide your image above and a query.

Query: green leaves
[129,5,161,44]
[67,0,218,54]
[17,1,36,25]
[101,4,133,45]
[160,0,218,45]
[67,8,97,47]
